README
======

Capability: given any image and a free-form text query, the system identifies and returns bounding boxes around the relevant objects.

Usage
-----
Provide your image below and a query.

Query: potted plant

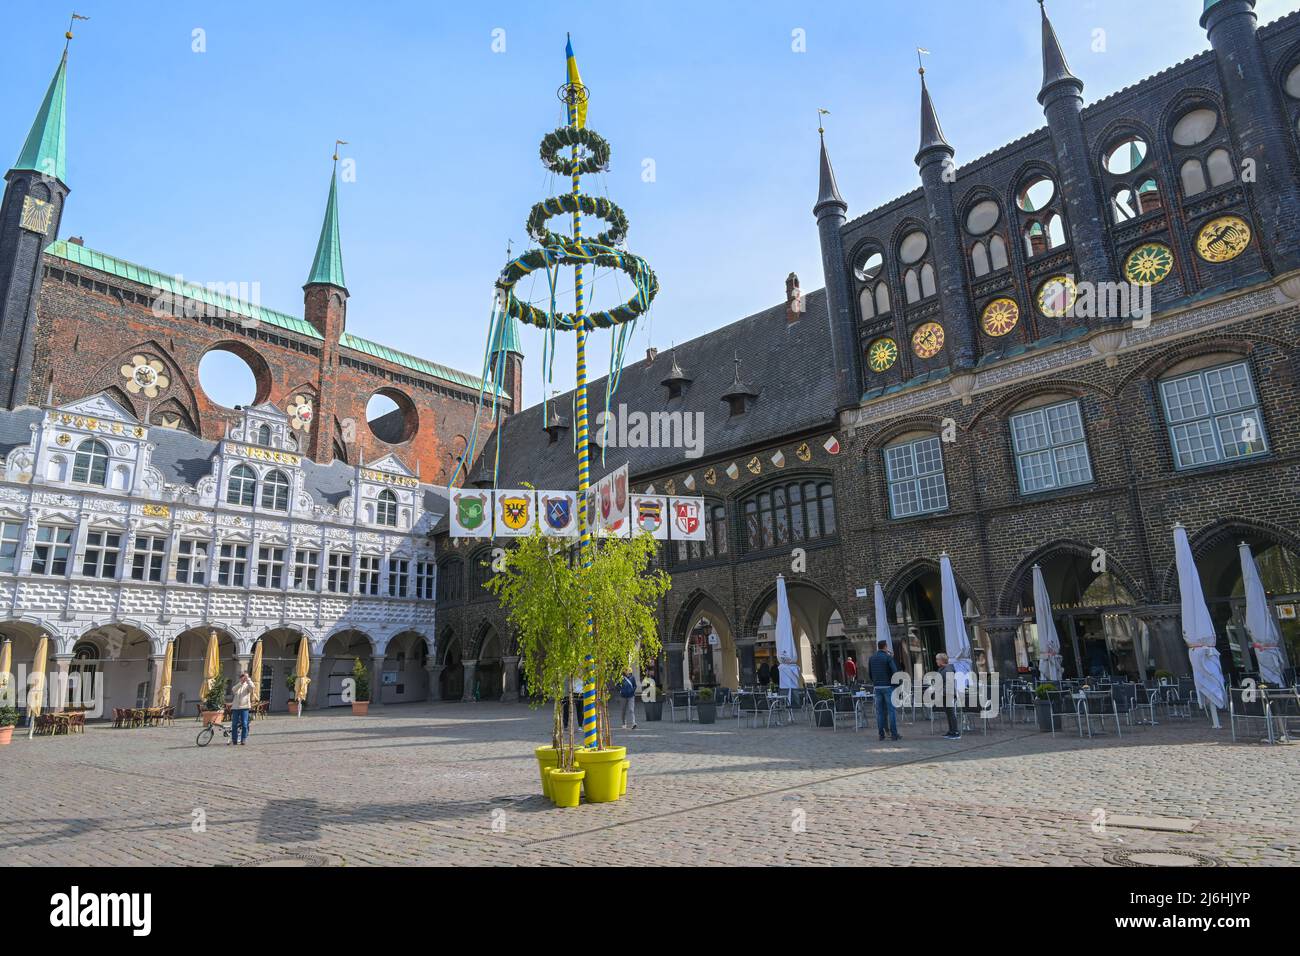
[643,679,664,722]
[813,686,835,727]
[0,706,17,746]
[1034,682,1057,732]
[696,686,717,724]
[201,675,228,726]
[285,673,302,715]
[349,657,371,716]
[1154,669,1174,685]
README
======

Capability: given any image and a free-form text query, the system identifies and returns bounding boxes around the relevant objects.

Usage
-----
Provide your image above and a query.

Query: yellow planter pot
[620,759,630,796]
[549,769,585,808]
[535,745,560,798]
[575,746,627,803]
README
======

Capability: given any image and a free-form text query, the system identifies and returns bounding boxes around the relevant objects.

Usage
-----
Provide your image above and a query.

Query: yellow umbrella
[249,640,263,704]
[293,638,311,718]
[154,640,174,708]
[202,630,221,703]
[28,636,48,739]
[0,638,11,703]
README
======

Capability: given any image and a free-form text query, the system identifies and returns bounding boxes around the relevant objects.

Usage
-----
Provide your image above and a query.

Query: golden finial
[816,107,830,135]
[333,139,349,162]
[65,12,89,49]
[917,46,930,77]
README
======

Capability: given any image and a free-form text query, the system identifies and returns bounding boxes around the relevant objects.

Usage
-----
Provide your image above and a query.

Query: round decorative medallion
[120,355,170,398]
[1124,242,1174,286]
[287,394,314,432]
[1195,215,1251,263]
[866,337,899,372]
[911,322,945,359]
[1037,275,1078,318]
[980,298,1020,337]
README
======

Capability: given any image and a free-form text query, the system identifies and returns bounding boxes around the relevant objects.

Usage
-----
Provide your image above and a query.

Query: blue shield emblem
[544,495,572,531]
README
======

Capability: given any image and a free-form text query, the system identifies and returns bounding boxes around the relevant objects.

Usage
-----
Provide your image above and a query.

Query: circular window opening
[1172,109,1218,147]
[1286,64,1300,99]
[965,200,1000,235]
[198,347,263,408]
[899,231,929,265]
[366,389,418,444]
[853,249,884,282]
[1104,136,1148,175]
[1016,176,1055,212]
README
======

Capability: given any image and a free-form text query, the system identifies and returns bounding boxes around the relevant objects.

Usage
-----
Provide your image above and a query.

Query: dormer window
[256,423,272,446]
[226,464,256,507]
[376,489,398,527]
[261,469,290,511]
[721,352,758,417]
[661,352,692,400]
[72,439,109,486]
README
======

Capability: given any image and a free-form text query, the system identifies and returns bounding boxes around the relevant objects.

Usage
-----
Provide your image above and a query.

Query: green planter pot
[1035,700,1054,732]
[696,702,716,724]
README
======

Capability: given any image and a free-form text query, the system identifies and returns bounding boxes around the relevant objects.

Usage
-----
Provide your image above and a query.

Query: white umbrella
[1240,542,1286,687]
[873,581,893,653]
[1173,523,1227,724]
[1032,564,1064,683]
[774,575,801,696]
[940,552,973,694]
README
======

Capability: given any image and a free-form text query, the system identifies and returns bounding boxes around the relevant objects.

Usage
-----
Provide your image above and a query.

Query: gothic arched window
[72,439,110,486]
[261,469,290,511]
[740,480,836,553]
[226,464,257,507]
[376,489,398,527]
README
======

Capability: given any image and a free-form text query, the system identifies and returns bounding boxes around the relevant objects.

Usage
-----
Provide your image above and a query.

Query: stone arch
[998,538,1149,617]
[883,557,981,613]
[1157,516,1300,605]
[1156,86,1228,149]
[673,588,738,690]
[319,628,377,709]
[1116,333,1287,394]
[861,413,953,452]
[969,378,1109,430]
[92,341,203,429]
[439,630,464,701]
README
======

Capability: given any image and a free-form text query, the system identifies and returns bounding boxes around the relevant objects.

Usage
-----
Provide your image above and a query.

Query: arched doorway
[749,583,843,686]
[476,628,503,701]
[321,630,374,708]
[382,632,429,704]
[170,627,238,716]
[254,629,309,711]
[440,635,464,701]
[0,623,49,715]
[889,565,983,679]
[676,593,737,689]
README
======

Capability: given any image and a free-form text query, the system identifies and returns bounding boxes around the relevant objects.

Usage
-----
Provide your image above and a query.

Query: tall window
[1159,360,1268,469]
[131,535,167,582]
[293,549,319,591]
[416,560,436,600]
[0,520,22,573]
[256,424,272,445]
[327,552,352,593]
[72,439,110,486]
[376,490,398,526]
[256,546,285,588]
[33,526,73,576]
[176,539,208,585]
[82,530,122,578]
[673,502,728,565]
[388,558,409,597]
[741,480,836,553]
[217,543,248,587]
[358,555,380,596]
[436,559,462,602]
[1009,400,1094,494]
[885,436,949,518]
[261,470,290,511]
[226,465,257,507]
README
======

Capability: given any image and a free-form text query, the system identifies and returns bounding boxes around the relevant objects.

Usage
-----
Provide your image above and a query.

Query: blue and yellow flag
[566,34,586,128]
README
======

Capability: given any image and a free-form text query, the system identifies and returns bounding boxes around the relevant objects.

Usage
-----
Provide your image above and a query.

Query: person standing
[844,655,858,685]
[230,671,255,746]
[937,652,961,740]
[868,641,901,741]
[756,660,771,688]
[618,668,638,730]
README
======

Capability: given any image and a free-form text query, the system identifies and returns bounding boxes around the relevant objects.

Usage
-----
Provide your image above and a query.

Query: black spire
[1037,1,1083,105]
[916,68,953,165]
[814,129,846,217]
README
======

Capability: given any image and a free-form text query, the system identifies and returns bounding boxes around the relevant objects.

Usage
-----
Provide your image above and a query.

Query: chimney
[645,347,658,365]
[785,272,805,323]
[68,236,84,246]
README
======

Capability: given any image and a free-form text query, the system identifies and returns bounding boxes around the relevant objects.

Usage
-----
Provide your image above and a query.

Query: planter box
[352,701,370,716]
[696,702,717,724]
[1035,699,1054,732]
[287,701,300,715]
[0,725,13,745]
[643,700,663,722]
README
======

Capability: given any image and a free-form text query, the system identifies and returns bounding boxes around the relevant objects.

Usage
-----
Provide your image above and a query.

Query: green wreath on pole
[539,126,610,174]
[527,194,628,248]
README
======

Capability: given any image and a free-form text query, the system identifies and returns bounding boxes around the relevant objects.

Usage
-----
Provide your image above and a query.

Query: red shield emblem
[674,500,700,535]
[600,483,612,520]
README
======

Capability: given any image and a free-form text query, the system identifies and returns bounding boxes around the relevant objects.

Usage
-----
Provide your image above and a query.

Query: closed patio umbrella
[154,640,174,708]
[0,638,11,704]
[1173,524,1227,726]
[27,635,48,739]
[201,630,221,702]
[1240,542,1286,687]
[249,640,263,704]
[940,552,973,695]
[293,638,311,717]
[1032,564,1064,683]
[774,575,801,700]
[873,581,893,653]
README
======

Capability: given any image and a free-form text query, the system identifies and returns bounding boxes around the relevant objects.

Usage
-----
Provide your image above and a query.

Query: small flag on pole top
[566,34,587,128]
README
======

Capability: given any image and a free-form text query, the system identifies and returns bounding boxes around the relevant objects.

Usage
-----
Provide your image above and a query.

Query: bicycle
[196,720,231,747]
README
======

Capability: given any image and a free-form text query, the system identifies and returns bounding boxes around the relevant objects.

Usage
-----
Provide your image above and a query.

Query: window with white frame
[388,558,409,597]
[293,549,319,591]
[33,525,73,576]
[1009,400,1093,493]
[131,534,167,582]
[72,439,110,486]
[358,555,380,595]
[884,436,949,518]
[217,543,248,587]
[176,539,208,585]
[257,546,285,589]
[226,464,257,507]
[82,530,122,578]
[415,560,435,600]
[327,552,352,593]
[1159,361,1268,469]
[0,520,22,573]
[261,470,290,511]
[376,490,398,527]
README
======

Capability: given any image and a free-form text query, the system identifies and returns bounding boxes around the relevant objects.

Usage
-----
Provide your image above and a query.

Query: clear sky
[4,0,1298,409]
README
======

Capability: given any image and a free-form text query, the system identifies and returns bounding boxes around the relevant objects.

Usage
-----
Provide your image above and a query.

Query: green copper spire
[13,52,68,183]
[306,166,346,288]
[493,314,522,355]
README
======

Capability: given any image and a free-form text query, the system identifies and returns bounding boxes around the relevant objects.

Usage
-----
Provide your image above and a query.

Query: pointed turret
[916,71,953,164]
[306,167,346,290]
[1037,1,1083,105]
[813,130,846,217]
[812,123,860,410]
[13,52,68,185]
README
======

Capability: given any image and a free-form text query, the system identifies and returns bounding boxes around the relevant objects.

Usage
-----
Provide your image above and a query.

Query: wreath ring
[497,241,659,330]
[539,126,611,175]
[527,194,628,249]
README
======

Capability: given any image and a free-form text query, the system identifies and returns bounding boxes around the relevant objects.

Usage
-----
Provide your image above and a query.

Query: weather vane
[917,46,931,76]
[817,107,830,135]
[332,139,348,162]
[65,12,89,49]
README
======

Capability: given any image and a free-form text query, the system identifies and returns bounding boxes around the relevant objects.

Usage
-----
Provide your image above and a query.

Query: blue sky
[4,0,1298,408]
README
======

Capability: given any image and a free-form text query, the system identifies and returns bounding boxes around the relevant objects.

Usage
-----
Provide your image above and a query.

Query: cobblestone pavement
[2,702,1297,866]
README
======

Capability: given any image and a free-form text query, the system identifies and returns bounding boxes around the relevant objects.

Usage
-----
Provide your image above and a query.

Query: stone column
[736,639,756,686]
[234,653,252,680]
[502,655,520,702]
[370,654,386,707]
[461,659,478,701]
[305,659,324,709]
[146,654,167,709]
[50,655,73,714]
[981,617,1024,683]
[664,643,684,692]
[425,663,444,701]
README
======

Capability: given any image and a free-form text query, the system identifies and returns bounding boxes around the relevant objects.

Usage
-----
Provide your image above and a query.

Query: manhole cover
[243,853,333,867]
[1105,848,1222,867]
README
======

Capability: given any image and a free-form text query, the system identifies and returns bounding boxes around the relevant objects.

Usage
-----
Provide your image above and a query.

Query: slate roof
[476,288,839,490]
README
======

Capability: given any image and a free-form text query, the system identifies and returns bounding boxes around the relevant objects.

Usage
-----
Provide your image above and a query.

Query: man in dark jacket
[937,652,961,739]
[868,641,901,741]
[756,661,771,687]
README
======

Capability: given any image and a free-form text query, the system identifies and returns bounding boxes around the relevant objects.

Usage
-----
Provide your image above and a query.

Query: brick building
[438,1,1300,699]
